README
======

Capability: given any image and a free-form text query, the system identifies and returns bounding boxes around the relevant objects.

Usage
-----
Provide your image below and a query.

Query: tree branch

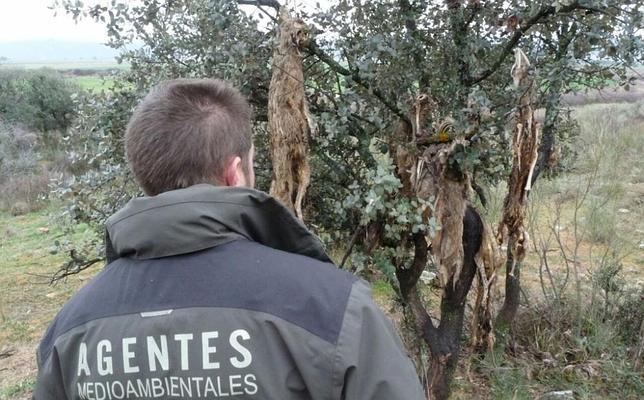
[396,233,436,334]
[464,1,482,28]
[468,2,582,86]
[237,0,281,11]
[241,0,410,126]
[532,23,578,184]
[340,225,363,269]
[305,41,411,124]
[446,0,472,89]
[399,0,431,88]
[51,250,105,284]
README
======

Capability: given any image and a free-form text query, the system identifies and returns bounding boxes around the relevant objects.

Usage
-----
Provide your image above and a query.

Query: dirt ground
[0,344,36,399]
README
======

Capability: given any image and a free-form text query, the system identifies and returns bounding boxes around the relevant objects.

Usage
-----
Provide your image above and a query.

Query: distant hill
[0,40,120,64]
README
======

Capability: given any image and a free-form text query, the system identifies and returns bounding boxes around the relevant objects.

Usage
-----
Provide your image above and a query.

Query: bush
[489,292,644,399]
[0,121,50,214]
[614,283,644,346]
[0,69,78,132]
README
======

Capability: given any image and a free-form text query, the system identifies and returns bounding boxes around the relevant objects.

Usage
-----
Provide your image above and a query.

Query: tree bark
[426,206,482,400]
[495,236,521,334]
[398,206,482,400]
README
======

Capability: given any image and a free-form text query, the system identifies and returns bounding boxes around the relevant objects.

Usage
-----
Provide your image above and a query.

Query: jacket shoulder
[38,240,357,365]
[217,240,358,342]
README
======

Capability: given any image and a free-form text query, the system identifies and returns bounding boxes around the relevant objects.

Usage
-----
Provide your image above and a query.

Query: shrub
[0,69,78,132]
[0,121,50,214]
[492,291,644,399]
[614,283,644,346]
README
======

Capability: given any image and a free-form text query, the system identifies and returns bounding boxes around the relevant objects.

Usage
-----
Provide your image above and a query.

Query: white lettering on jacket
[229,329,252,369]
[201,331,220,370]
[76,330,253,376]
[173,333,193,371]
[78,342,91,377]
[122,337,139,374]
[97,340,113,376]
[147,335,168,372]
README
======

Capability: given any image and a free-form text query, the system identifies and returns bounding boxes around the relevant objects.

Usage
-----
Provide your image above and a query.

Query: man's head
[125,78,254,196]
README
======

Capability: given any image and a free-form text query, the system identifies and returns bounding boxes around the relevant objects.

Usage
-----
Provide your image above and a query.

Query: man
[35,79,425,399]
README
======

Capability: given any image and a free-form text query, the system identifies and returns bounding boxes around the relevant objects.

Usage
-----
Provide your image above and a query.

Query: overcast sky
[0,0,108,42]
[0,0,326,43]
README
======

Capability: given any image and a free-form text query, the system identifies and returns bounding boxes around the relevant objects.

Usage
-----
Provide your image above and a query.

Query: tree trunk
[400,206,482,400]
[428,206,482,399]
[495,237,521,335]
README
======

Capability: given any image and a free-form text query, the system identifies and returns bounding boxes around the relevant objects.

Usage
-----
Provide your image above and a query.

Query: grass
[478,347,644,400]
[70,75,119,92]
[481,100,644,399]
[0,208,97,343]
[0,377,35,400]
[481,303,643,398]
[0,207,98,395]
[371,279,396,297]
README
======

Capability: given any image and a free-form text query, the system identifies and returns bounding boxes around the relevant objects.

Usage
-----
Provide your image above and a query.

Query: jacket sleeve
[332,280,425,400]
[34,343,68,400]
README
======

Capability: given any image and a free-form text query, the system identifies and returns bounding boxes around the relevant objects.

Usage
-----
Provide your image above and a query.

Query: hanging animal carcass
[268,8,313,220]
[498,48,541,278]
[392,93,502,352]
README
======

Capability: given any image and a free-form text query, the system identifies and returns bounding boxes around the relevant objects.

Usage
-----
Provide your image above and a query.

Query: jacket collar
[106,184,331,263]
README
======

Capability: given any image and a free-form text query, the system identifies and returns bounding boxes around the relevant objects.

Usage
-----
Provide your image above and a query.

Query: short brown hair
[125,78,252,195]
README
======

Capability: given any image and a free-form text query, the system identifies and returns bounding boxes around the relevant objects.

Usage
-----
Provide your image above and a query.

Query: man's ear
[223,156,243,187]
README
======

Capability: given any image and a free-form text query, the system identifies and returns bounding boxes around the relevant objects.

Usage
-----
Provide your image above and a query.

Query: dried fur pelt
[268,8,313,220]
[411,93,435,142]
[415,140,472,288]
[471,219,503,352]
[389,93,435,198]
[497,48,540,267]
[434,176,468,288]
[388,94,480,288]
[389,121,416,198]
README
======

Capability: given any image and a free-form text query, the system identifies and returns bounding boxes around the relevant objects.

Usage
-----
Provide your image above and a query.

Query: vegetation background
[0,0,642,399]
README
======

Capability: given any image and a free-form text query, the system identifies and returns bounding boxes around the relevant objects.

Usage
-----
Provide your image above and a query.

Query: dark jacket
[35,184,425,399]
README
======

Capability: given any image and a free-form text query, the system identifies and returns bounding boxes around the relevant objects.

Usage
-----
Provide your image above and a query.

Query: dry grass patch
[0,209,98,398]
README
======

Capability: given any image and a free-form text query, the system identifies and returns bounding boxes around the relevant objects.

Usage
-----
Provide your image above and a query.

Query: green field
[0,60,127,93]
[70,75,120,92]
